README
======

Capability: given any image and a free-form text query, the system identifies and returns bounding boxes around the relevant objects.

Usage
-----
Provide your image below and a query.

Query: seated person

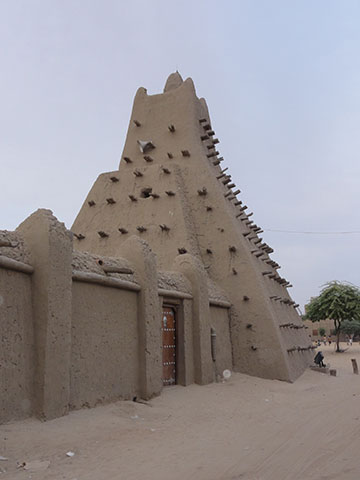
[314,351,325,367]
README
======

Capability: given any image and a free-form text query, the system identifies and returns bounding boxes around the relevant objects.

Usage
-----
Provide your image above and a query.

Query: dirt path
[1,343,360,480]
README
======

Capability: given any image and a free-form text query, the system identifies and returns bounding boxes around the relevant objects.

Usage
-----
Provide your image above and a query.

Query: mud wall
[209,306,232,377]
[70,282,139,409]
[0,268,34,424]
[1,207,236,425]
[304,319,334,337]
[177,297,195,386]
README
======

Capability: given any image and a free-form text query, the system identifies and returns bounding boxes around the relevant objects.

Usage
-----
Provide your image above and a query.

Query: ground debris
[17,459,50,472]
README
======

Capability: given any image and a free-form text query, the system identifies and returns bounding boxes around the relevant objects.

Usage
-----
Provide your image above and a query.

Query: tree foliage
[319,327,326,337]
[305,281,360,351]
[340,319,360,336]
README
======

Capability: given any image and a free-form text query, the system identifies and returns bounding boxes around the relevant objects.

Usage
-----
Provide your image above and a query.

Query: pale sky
[1,0,359,310]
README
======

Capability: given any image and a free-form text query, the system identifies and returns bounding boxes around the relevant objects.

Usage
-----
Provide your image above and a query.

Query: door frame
[161,299,186,386]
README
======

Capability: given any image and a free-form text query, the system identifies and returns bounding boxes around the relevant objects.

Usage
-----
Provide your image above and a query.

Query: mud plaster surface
[157,270,191,293]
[0,271,33,423]
[70,283,139,410]
[207,277,230,303]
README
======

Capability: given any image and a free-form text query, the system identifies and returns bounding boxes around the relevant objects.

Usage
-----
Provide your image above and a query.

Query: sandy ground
[1,343,360,480]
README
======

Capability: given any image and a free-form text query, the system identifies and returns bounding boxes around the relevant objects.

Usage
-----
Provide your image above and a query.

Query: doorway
[162,306,176,386]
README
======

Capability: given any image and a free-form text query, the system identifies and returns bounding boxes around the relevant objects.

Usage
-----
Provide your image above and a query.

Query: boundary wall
[0,210,232,424]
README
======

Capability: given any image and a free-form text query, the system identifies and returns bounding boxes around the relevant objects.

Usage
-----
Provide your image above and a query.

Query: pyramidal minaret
[72,72,312,382]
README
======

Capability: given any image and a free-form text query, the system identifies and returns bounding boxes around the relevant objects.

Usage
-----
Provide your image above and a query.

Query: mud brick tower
[72,72,312,382]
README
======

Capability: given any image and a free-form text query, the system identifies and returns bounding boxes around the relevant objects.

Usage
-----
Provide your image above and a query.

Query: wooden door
[162,307,176,386]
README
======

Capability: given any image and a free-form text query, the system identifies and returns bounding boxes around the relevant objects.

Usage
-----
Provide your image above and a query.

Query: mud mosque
[0,73,312,424]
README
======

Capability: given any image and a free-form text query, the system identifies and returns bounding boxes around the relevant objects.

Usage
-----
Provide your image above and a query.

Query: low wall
[304,319,335,338]
[0,267,34,424]
[70,282,139,410]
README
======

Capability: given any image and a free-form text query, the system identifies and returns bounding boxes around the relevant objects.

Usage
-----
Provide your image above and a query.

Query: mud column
[173,254,213,385]
[17,209,73,420]
[120,235,162,399]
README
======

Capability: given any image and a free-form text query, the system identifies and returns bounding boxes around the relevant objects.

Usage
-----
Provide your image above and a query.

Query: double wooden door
[162,307,176,386]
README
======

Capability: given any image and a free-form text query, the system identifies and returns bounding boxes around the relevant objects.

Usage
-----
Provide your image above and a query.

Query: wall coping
[209,298,232,309]
[158,288,193,299]
[72,270,141,292]
[0,255,34,274]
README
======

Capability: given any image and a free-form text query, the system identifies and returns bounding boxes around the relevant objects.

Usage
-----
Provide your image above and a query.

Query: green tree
[305,281,360,352]
[319,327,326,338]
[340,319,360,336]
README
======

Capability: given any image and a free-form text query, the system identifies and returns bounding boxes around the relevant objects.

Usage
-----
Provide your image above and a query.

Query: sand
[1,343,360,480]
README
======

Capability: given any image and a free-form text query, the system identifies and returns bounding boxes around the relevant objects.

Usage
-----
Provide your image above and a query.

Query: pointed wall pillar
[173,253,213,385]
[17,209,72,420]
[119,235,163,399]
